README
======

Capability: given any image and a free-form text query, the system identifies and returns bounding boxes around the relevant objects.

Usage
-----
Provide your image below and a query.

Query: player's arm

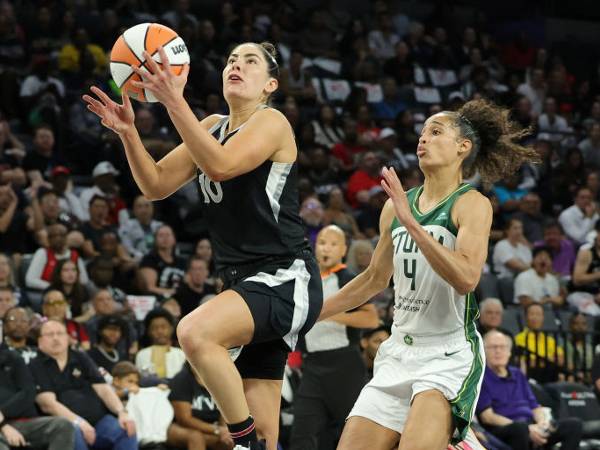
[167,102,294,181]
[121,115,221,200]
[572,248,600,286]
[403,190,492,295]
[319,201,395,320]
[329,303,380,328]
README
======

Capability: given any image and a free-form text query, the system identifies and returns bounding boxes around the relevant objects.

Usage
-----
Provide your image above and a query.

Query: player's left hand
[131,46,189,109]
[381,166,413,225]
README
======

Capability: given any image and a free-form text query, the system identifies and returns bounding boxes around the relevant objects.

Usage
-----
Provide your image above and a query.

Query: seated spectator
[512,193,546,243]
[0,253,21,304]
[49,165,86,222]
[79,162,127,225]
[111,362,180,448]
[569,231,600,315]
[0,287,17,336]
[135,309,185,380]
[41,289,90,350]
[331,118,367,172]
[515,303,565,382]
[85,290,138,360]
[118,195,162,262]
[88,257,127,304]
[537,97,572,145]
[0,184,34,256]
[514,246,564,308]
[492,219,532,279]
[534,220,576,279]
[579,123,600,169]
[22,125,61,185]
[346,152,383,209]
[139,225,186,299]
[47,258,90,319]
[31,320,136,450]
[58,27,108,78]
[559,187,599,245]
[311,104,344,149]
[346,239,375,274]
[566,313,594,384]
[322,187,363,240]
[88,314,130,376]
[477,330,582,450]
[26,223,88,292]
[174,256,216,317]
[492,174,528,216]
[0,344,74,450]
[375,127,417,172]
[477,298,511,336]
[0,120,26,183]
[193,239,220,290]
[360,324,390,380]
[371,78,406,123]
[2,306,38,363]
[30,188,81,246]
[357,186,387,239]
[97,230,136,290]
[169,362,233,450]
[300,197,325,247]
[80,195,119,259]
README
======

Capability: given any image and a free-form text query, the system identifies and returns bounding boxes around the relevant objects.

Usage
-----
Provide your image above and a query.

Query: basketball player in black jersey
[83,42,323,450]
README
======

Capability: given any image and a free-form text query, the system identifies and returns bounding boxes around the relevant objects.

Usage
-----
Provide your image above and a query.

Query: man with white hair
[477,298,511,336]
[477,330,582,450]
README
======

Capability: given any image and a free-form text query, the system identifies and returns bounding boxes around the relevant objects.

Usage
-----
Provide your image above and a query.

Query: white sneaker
[233,446,250,450]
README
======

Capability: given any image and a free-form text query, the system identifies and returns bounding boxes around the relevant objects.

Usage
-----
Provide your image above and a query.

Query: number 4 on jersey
[198,173,223,204]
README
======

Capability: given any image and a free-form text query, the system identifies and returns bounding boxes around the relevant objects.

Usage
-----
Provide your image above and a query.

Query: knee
[187,429,206,446]
[177,315,209,355]
[52,417,75,434]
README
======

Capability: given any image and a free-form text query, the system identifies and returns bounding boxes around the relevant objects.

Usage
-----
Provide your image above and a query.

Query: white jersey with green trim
[390,183,479,336]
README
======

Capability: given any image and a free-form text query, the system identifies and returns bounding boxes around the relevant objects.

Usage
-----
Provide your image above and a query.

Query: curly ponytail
[451,99,540,183]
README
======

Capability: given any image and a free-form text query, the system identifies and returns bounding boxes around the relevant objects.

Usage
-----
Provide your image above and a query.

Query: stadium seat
[544,382,600,439]
[501,306,522,336]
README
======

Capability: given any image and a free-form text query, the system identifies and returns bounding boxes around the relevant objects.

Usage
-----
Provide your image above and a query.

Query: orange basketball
[110,23,190,102]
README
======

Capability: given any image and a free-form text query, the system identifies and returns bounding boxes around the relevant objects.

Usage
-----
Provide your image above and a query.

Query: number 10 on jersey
[198,173,223,204]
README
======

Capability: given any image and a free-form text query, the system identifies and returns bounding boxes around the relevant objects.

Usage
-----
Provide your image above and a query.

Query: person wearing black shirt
[2,306,38,364]
[30,320,136,450]
[0,345,74,450]
[139,224,186,298]
[80,195,117,259]
[169,363,233,449]
[175,256,216,317]
[0,184,33,255]
[87,314,129,375]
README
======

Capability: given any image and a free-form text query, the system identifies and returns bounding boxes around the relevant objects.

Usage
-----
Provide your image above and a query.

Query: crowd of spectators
[3,0,600,449]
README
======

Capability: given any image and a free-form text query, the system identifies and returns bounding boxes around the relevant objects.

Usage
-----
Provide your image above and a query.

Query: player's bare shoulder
[452,189,493,228]
[199,114,225,131]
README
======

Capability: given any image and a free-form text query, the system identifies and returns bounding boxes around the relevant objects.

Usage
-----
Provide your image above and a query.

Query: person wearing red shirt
[331,118,367,171]
[346,152,383,209]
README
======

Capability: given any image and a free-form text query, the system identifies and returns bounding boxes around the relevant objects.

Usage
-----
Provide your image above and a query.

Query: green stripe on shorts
[449,292,484,444]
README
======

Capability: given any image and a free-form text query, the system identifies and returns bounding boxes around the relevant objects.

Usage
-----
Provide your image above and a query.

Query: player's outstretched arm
[319,200,395,321]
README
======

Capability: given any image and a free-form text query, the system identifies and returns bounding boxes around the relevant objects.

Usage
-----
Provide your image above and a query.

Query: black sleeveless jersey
[197,114,308,272]
[581,245,600,293]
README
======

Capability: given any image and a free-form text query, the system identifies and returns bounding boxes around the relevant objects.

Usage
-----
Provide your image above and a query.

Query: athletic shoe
[449,427,486,450]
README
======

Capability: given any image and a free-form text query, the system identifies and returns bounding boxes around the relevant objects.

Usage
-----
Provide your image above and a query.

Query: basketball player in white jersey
[320,99,539,450]
[84,42,323,450]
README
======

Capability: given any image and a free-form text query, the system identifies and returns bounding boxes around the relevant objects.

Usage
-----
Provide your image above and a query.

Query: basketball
[110,23,190,103]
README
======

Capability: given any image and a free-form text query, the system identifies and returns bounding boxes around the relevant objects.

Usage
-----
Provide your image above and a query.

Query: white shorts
[348,326,485,443]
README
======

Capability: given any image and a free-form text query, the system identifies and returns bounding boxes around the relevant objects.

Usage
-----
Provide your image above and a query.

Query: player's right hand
[83,86,135,135]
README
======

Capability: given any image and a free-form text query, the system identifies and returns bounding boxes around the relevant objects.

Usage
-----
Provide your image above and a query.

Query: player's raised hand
[83,86,135,135]
[381,166,412,225]
[131,46,190,110]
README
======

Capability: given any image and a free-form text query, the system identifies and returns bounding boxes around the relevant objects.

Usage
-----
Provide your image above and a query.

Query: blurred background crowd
[3,0,600,449]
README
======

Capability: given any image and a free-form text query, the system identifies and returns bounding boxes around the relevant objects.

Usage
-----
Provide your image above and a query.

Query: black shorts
[221,251,323,379]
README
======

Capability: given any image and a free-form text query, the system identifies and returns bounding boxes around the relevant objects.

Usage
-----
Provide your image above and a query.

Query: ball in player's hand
[110,23,190,102]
